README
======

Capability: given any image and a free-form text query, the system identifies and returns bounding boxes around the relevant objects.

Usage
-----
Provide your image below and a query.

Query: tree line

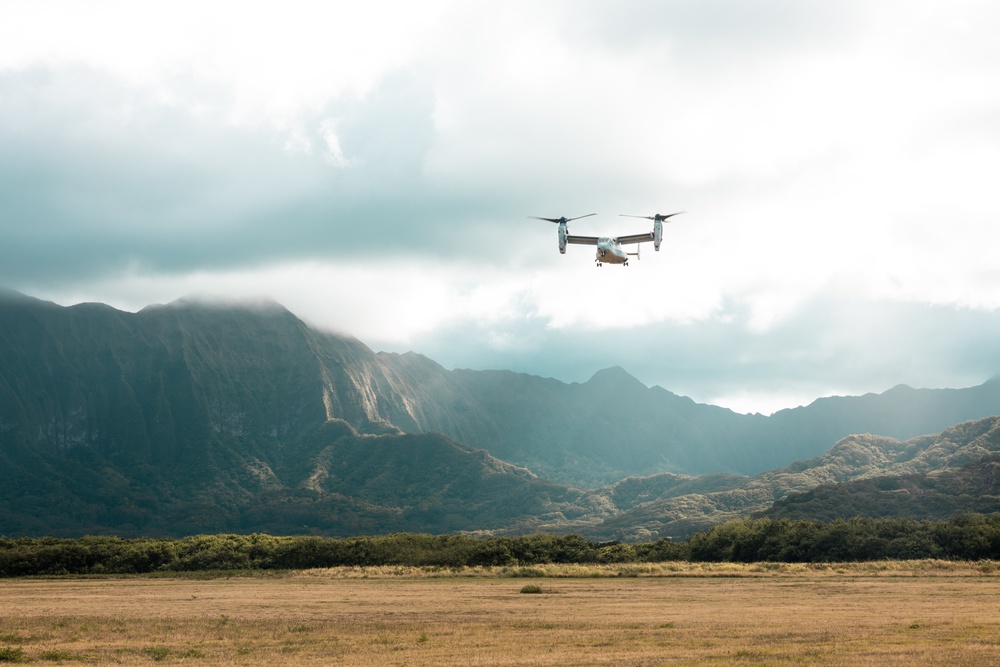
[2,514,1000,576]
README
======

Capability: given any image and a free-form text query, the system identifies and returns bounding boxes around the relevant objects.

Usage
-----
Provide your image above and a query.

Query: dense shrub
[687,514,1000,562]
[3,514,1000,576]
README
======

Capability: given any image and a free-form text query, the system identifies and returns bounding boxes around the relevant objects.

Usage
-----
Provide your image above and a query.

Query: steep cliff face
[0,293,421,466]
[4,289,1000,539]
[378,364,753,486]
[5,290,1000,487]
[0,292,599,537]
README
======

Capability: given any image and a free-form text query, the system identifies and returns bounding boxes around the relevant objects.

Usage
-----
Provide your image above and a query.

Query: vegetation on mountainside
[3,514,1000,576]
[590,422,1000,540]
[4,290,1000,540]
[762,460,1000,523]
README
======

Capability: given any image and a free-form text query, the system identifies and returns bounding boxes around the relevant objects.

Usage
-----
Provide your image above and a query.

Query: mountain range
[2,287,999,539]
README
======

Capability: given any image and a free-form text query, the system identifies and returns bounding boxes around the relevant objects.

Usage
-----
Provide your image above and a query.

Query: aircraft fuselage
[595,237,630,265]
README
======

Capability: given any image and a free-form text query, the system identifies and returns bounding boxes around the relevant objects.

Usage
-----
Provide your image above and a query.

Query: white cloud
[4,1,1000,413]
[318,118,351,167]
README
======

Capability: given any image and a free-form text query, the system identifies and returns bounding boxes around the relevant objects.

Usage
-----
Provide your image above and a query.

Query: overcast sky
[3,1,1000,414]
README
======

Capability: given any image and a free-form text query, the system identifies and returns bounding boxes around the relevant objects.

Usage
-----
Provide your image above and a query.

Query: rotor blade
[657,212,685,221]
[620,212,686,221]
[566,213,597,222]
[528,216,563,223]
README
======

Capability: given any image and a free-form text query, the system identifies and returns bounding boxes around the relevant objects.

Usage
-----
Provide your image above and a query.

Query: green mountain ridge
[377,358,1000,484]
[584,416,1000,540]
[761,417,1000,522]
[2,288,1000,538]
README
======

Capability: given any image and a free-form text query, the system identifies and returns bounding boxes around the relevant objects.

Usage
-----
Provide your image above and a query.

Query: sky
[2,1,1000,415]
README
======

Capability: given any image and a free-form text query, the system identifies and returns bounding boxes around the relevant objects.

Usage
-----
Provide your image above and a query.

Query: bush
[0,647,25,663]
[3,514,1000,576]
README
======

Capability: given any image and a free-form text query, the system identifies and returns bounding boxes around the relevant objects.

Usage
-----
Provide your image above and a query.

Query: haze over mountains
[2,288,999,539]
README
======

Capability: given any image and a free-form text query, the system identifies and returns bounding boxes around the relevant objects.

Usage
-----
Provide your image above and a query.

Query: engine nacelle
[558,221,568,254]
[653,219,663,251]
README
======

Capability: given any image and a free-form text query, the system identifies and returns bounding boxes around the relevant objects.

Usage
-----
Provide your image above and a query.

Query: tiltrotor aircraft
[530,212,684,266]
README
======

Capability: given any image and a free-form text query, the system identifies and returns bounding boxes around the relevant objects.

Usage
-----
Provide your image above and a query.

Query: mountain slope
[0,409,601,537]
[379,355,1000,482]
[0,291,606,537]
[582,416,1000,540]
[3,289,1000,539]
[762,417,1000,522]
[6,289,1000,487]
[759,456,1000,522]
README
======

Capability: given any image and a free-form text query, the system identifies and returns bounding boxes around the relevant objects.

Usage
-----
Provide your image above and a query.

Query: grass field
[2,561,999,665]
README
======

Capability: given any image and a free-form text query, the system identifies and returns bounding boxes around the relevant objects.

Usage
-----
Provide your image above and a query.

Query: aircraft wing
[616,232,655,245]
[566,235,600,246]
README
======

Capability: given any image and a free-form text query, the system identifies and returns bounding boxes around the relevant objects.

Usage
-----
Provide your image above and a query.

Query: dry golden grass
[2,561,999,665]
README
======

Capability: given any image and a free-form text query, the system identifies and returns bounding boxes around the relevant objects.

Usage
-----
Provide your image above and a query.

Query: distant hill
[761,417,1000,522]
[376,356,1000,484]
[2,288,1000,538]
[759,456,1000,522]
[583,416,1000,540]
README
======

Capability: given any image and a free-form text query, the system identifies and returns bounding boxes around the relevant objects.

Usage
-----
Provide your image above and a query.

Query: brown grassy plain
[2,562,1000,666]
